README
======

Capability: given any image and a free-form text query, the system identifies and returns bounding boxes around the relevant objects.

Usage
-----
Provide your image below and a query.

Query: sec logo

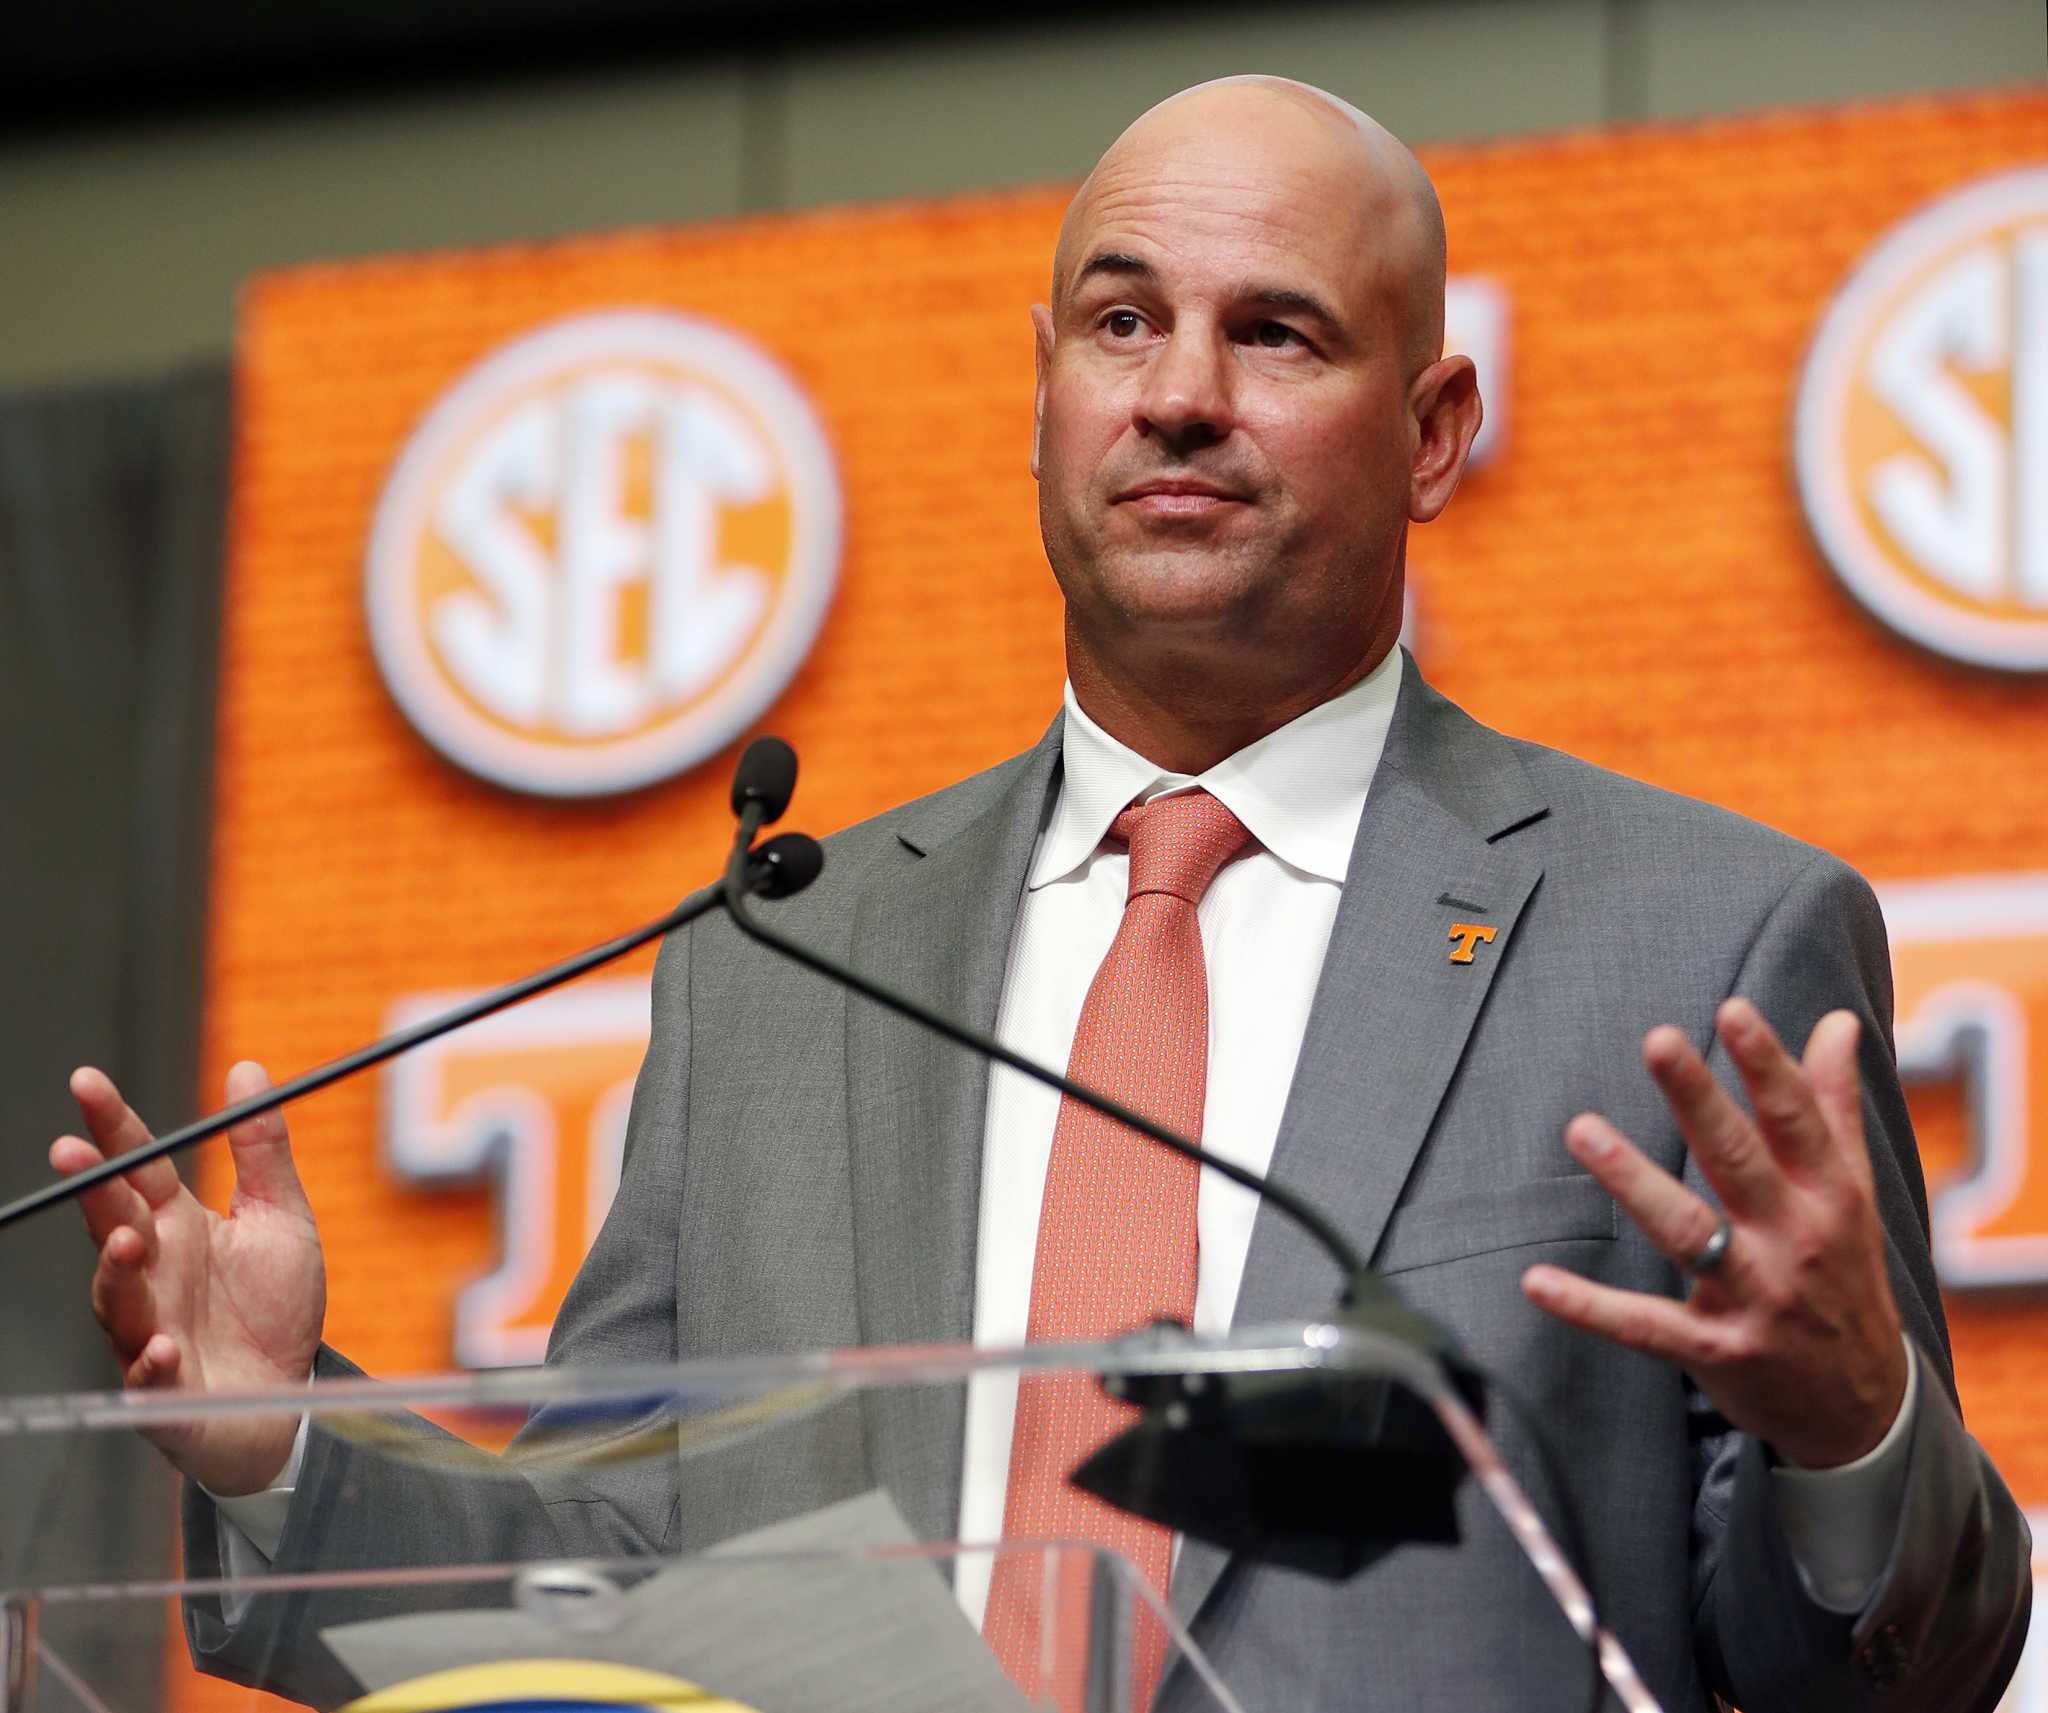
[1796,165,2048,672]
[366,310,841,796]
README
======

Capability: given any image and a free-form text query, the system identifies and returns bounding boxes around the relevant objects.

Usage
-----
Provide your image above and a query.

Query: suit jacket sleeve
[179,918,700,1708]
[1688,853,2031,1711]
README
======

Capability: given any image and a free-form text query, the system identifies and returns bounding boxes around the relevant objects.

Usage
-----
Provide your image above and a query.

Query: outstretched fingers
[220,1061,312,1219]
[49,1132,154,1249]
[1642,1025,1781,1218]
[1521,1266,1732,1368]
[1562,1113,1730,1279]
[1801,1009,1871,1184]
[1715,998,1838,1178]
[69,1067,180,1209]
[90,1225,165,1363]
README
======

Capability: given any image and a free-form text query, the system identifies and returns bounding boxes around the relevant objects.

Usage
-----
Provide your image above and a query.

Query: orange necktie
[984,788,1253,1710]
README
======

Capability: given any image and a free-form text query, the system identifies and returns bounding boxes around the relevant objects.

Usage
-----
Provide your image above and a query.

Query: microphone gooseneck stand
[719,741,1662,1713]
[0,748,815,1237]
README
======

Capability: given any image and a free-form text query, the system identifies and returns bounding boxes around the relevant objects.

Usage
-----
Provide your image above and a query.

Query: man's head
[1032,77,1481,760]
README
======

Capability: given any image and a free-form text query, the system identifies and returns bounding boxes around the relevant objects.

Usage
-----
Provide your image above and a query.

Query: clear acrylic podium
[0,1321,1663,1712]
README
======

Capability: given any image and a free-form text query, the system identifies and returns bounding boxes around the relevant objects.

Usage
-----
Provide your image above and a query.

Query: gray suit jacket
[185,657,2030,1711]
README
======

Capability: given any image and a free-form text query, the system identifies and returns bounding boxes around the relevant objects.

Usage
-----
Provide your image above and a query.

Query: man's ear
[1408,354,1482,524]
[1030,303,1055,481]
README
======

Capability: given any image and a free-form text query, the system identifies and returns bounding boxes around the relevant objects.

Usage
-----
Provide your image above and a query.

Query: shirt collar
[1030,644,1404,890]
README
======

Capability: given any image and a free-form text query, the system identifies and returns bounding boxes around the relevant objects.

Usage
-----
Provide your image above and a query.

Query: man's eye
[1254,322,1303,349]
[1103,311,1144,339]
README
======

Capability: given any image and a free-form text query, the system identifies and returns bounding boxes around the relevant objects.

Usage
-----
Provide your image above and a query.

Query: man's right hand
[52,1061,327,1497]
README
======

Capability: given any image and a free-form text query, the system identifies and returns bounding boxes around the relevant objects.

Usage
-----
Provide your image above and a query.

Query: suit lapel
[845,723,1063,1545]
[1171,660,1549,1634]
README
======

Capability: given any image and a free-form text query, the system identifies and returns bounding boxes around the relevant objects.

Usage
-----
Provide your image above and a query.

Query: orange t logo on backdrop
[1883,876,2048,1288]
[366,310,843,796]
[1797,166,2048,672]
[382,980,651,1368]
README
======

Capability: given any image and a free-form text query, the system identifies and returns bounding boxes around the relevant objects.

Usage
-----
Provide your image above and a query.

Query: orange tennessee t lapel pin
[1447,922,1498,965]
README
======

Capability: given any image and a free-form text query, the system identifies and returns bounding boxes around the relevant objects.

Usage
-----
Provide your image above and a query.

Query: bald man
[59,78,2028,1713]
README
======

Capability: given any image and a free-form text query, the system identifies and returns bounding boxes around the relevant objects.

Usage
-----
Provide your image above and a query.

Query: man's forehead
[1054,154,1385,312]
[1051,82,1417,305]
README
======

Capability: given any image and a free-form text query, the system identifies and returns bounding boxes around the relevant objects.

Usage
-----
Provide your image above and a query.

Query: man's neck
[1064,630,1397,776]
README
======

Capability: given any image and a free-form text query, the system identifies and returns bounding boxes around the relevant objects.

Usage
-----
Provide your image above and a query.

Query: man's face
[1032,111,1421,669]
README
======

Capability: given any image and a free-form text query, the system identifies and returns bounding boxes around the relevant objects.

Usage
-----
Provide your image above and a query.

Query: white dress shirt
[218,643,1911,1625]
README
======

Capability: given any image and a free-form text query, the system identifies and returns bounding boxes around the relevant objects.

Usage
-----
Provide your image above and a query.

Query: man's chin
[1093,580,1272,641]
[1089,545,1267,613]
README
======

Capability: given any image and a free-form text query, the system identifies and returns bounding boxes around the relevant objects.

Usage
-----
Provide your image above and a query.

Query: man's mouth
[1114,479,1250,516]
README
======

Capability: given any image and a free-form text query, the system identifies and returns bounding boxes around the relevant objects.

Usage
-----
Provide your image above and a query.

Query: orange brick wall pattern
[181,88,2048,1709]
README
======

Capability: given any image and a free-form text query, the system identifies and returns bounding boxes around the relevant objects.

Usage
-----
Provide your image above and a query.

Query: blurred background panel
[0,0,2040,388]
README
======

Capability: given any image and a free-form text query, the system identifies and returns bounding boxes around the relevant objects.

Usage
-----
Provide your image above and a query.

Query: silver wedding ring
[1683,1216,1733,1278]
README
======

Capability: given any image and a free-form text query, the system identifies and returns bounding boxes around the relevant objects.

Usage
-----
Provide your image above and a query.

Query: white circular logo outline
[366,310,842,796]
[1794,164,2048,673]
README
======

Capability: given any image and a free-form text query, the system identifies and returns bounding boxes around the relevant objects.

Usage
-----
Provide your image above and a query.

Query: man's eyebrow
[1071,251,1156,291]
[1069,255,1344,332]
[1243,284,1344,329]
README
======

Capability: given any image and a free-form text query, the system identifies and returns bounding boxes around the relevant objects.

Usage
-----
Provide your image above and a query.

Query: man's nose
[1133,326,1234,454]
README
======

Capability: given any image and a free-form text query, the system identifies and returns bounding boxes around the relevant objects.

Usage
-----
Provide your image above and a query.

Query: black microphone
[716,746,1489,1582]
[730,735,798,827]
[747,832,825,901]
[0,742,821,1235]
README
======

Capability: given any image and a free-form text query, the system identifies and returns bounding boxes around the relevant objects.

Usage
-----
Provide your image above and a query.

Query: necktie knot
[1111,788,1253,905]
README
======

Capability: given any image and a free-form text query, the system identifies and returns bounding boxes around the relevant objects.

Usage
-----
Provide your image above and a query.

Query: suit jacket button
[1857,1621,1909,1691]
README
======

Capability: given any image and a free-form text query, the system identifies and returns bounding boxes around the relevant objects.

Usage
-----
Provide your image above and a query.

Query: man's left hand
[1522,998,1910,1469]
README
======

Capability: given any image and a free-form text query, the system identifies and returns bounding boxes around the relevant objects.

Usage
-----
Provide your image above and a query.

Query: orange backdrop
[190,86,2048,1708]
